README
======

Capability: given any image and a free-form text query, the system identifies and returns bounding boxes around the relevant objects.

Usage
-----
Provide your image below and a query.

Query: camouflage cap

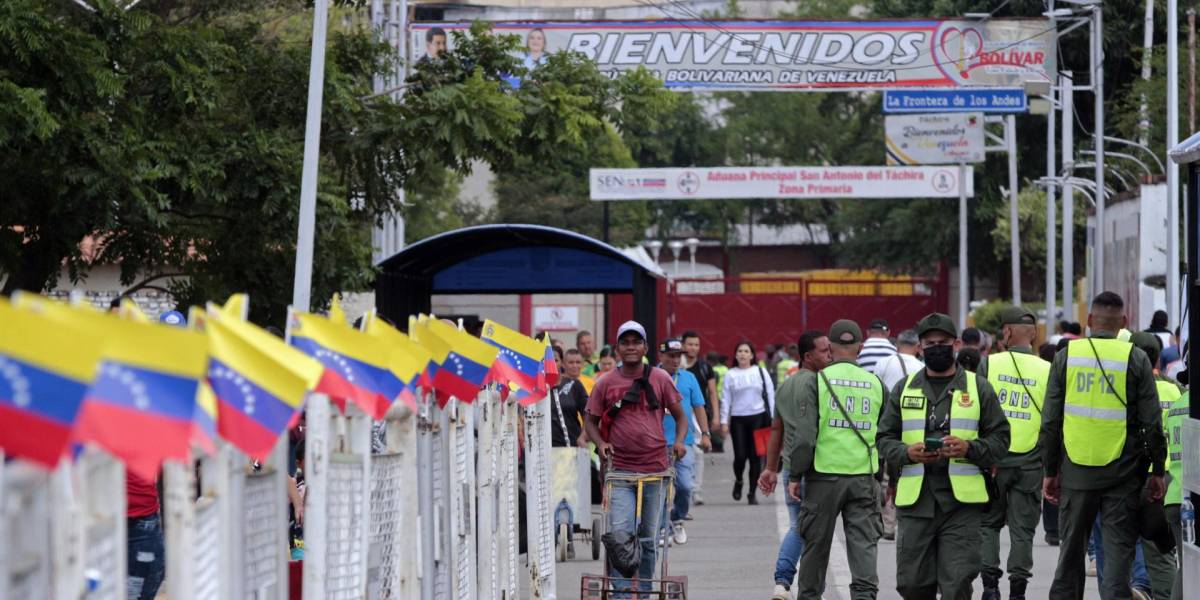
[829,319,863,345]
[916,312,958,339]
[999,305,1037,326]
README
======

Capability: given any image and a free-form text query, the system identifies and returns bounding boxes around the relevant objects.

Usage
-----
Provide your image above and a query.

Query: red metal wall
[663,273,947,360]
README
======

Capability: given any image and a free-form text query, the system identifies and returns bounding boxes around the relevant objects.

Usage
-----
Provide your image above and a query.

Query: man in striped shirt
[857,318,897,372]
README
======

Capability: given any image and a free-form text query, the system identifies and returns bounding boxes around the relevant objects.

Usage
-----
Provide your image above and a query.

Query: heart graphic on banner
[938,26,984,79]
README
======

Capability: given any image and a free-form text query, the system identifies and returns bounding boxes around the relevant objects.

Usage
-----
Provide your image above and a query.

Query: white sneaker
[1086,558,1097,577]
[672,521,688,545]
[771,583,794,600]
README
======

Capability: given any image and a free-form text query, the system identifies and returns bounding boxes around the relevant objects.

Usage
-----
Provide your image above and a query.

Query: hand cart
[580,456,688,599]
[551,446,603,561]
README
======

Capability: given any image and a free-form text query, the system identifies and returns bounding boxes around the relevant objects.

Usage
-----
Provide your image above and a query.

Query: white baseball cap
[616,320,647,341]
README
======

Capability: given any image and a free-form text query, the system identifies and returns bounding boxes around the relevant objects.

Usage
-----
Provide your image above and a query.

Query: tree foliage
[0,2,675,324]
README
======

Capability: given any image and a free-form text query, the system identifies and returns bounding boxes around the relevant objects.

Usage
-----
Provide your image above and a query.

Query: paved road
[543,449,1104,599]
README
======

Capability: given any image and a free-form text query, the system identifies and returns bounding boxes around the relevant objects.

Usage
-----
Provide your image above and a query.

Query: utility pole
[1140,0,1154,148]
[959,162,969,329]
[1008,114,1021,304]
[1170,0,1182,328]
[1062,72,1076,321]
[1047,83,1057,326]
[1093,4,1106,296]
[292,0,330,312]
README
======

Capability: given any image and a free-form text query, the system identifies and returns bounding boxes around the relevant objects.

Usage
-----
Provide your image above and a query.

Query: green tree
[0,3,674,324]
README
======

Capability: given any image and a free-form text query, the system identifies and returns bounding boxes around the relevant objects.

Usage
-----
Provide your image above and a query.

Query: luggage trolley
[550,446,602,562]
[580,457,687,599]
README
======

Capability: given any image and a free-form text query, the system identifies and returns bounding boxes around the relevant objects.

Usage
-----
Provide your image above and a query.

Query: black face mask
[923,344,956,372]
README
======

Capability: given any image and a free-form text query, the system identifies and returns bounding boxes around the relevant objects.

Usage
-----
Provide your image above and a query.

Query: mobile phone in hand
[923,437,944,453]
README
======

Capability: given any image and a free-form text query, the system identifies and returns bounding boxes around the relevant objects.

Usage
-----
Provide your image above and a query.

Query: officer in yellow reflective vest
[977,305,1050,600]
[1130,331,1182,599]
[785,320,883,599]
[1040,292,1167,599]
[1164,390,1187,600]
[877,313,1010,600]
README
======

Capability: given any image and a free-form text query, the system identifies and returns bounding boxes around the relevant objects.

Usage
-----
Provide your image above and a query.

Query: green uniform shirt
[977,346,1044,470]
[1038,332,1166,489]
[776,368,813,472]
[877,366,1011,517]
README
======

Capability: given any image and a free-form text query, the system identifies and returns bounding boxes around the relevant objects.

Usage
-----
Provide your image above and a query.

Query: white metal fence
[0,385,558,599]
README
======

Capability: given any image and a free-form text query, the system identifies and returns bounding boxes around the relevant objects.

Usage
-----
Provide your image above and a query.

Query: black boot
[1009,579,1027,600]
[747,491,758,505]
[732,479,743,501]
[981,573,1000,600]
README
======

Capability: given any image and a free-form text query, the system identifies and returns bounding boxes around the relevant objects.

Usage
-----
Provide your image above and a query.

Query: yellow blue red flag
[0,297,104,468]
[72,312,209,480]
[480,319,545,392]
[424,318,500,403]
[288,310,405,418]
[361,310,431,408]
[206,315,323,460]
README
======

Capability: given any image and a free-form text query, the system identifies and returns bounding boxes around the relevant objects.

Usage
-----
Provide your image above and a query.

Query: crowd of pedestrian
[560,290,1188,600]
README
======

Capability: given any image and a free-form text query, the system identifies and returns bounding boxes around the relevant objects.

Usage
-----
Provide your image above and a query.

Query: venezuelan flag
[361,310,431,408]
[424,319,499,404]
[480,319,545,392]
[0,298,104,468]
[72,314,208,481]
[206,316,322,460]
[543,338,560,387]
[186,310,217,455]
[411,317,449,384]
[220,293,249,320]
[288,310,404,418]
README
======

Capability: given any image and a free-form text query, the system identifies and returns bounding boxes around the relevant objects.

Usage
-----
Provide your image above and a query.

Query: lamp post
[685,237,700,275]
[1169,0,1182,327]
[644,240,663,264]
[667,240,684,276]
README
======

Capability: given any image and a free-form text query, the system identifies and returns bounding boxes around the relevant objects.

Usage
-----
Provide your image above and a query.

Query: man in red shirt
[126,471,164,599]
[584,320,686,592]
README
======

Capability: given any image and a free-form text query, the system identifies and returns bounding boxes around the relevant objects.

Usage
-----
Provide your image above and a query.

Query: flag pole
[292,0,330,312]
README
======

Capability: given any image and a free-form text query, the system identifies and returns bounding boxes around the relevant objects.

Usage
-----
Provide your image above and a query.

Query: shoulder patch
[901,395,925,410]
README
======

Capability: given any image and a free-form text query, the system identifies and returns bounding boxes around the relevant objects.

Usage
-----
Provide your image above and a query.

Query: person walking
[857,319,897,372]
[785,320,883,600]
[1163,389,1188,600]
[1041,292,1167,600]
[873,329,924,392]
[583,321,687,593]
[871,328,923,540]
[758,330,832,599]
[657,337,711,545]
[877,312,1011,600]
[978,306,1051,600]
[682,331,721,453]
[721,341,775,505]
[1129,331,1181,599]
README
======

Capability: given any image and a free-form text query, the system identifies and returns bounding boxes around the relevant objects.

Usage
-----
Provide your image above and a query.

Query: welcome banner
[411,19,1056,92]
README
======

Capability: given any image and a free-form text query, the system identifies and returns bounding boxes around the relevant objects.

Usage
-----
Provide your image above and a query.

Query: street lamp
[644,240,663,264]
[684,237,700,275]
[667,240,684,275]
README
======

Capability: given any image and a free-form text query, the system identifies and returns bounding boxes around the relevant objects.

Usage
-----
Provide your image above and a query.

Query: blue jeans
[774,470,807,586]
[670,450,695,523]
[1092,516,1151,591]
[127,515,165,600]
[609,472,666,593]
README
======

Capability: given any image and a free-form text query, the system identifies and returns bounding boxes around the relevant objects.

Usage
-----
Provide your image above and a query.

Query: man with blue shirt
[659,337,712,545]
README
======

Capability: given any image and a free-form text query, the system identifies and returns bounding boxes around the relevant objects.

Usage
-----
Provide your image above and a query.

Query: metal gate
[667,274,945,353]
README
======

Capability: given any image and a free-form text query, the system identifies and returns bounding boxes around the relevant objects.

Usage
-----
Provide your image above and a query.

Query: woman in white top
[720,341,775,505]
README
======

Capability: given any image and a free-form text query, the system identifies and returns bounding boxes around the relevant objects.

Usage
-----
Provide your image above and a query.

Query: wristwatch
[701,432,711,437]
